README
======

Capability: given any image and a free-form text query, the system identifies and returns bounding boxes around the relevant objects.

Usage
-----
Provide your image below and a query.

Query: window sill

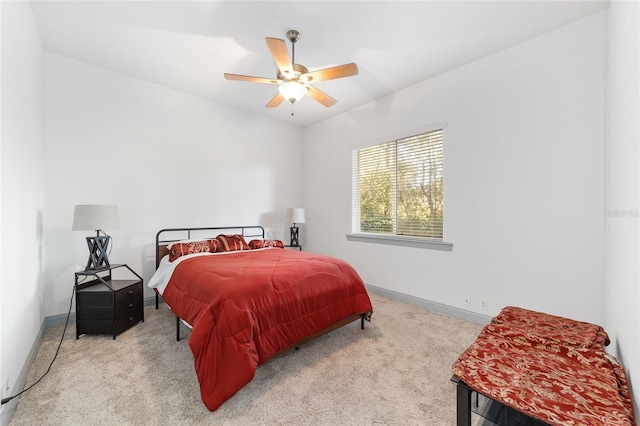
[346,233,453,251]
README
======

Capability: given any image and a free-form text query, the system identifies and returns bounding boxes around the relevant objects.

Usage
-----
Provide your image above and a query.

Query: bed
[451,306,637,426]
[148,225,373,411]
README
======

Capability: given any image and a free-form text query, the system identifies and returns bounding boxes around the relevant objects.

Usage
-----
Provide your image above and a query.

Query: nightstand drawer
[77,294,142,321]
[77,309,143,336]
[113,280,142,304]
[77,306,110,321]
[115,294,142,317]
[76,283,113,306]
[76,280,141,306]
[114,309,143,335]
[76,319,114,336]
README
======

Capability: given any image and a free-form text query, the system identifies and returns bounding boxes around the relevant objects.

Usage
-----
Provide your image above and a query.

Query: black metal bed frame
[154,225,265,341]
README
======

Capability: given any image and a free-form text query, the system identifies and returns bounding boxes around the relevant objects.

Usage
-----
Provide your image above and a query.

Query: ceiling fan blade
[265,37,295,78]
[300,63,358,83]
[224,73,281,84]
[266,92,285,108]
[307,85,337,108]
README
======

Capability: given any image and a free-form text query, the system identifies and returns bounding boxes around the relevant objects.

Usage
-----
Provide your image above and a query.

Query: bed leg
[360,315,365,330]
[155,293,159,310]
[456,381,472,426]
[176,316,181,341]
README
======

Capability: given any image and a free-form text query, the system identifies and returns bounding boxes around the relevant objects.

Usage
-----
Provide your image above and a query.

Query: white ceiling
[30,1,609,127]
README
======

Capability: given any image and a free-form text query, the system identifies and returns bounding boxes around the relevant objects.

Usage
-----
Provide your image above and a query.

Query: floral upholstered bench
[452,306,637,426]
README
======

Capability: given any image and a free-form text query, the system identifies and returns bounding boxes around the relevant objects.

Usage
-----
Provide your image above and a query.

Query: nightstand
[284,245,302,251]
[75,264,144,340]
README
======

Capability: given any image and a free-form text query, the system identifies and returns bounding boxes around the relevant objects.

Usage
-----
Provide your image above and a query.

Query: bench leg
[456,381,472,426]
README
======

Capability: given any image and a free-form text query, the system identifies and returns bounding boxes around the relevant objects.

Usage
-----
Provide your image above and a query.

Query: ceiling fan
[224,30,358,110]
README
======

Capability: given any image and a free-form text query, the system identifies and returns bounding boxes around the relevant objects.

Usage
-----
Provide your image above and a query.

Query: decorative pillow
[168,239,220,262]
[248,239,284,249]
[216,234,250,252]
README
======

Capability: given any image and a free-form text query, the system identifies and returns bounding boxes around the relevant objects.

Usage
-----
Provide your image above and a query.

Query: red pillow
[216,234,250,252]
[168,239,220,262]
[248,239,284,249]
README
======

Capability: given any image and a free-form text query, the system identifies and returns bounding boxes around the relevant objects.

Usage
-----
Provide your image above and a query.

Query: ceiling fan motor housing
[277,63,309,82]
[286,30,300,44]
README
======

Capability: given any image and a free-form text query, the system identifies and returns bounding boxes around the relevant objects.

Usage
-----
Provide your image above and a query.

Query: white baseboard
[365,284,492,325]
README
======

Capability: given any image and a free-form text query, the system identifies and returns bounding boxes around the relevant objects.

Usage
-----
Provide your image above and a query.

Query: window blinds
[353,128,444,239]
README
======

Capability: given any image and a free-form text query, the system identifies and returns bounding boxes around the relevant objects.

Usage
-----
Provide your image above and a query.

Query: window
[350,126,450,250]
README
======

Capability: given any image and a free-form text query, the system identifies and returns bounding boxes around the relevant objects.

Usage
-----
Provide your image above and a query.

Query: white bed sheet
[147,248,275,295]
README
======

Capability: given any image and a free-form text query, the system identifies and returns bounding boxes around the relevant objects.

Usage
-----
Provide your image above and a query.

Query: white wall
[0,1,46,423]
[43,54,304,316]
[304,12,606,324]
[605,1,639,410]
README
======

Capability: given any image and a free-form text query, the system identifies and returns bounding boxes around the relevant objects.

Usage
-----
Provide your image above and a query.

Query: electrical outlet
[480,298,488,311]
[463,295,471,306]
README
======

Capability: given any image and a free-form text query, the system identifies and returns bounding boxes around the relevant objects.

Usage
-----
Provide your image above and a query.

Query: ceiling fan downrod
[286,30,300,68]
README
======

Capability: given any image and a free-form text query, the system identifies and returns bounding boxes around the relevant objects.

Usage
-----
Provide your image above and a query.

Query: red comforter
[160,248,373,411]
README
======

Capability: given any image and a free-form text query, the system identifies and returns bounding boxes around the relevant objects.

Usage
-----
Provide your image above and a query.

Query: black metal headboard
[155,225,265,268]
[154,225,265,311]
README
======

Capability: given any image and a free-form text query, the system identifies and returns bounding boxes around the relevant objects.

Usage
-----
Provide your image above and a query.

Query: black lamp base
[85,235,111,270]
[289,226,300,247]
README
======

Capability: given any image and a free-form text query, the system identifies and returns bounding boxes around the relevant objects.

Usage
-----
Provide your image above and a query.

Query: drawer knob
[129,303,133,308]
[129,317,134,322]
[128,290,133,295]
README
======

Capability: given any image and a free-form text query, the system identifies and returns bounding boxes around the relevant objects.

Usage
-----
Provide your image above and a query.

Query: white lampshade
[286,207,306,224]
[278,81,307,103]
[72,204,120,232]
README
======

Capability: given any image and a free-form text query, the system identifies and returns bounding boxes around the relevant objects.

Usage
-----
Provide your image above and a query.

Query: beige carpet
[9,292,483,425]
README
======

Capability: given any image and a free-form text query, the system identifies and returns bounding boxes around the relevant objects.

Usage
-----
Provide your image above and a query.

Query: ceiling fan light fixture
[278,81,307,103]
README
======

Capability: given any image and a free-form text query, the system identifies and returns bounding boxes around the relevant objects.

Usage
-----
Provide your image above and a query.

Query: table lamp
[72,204,120,270]
[286,207,305,247]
